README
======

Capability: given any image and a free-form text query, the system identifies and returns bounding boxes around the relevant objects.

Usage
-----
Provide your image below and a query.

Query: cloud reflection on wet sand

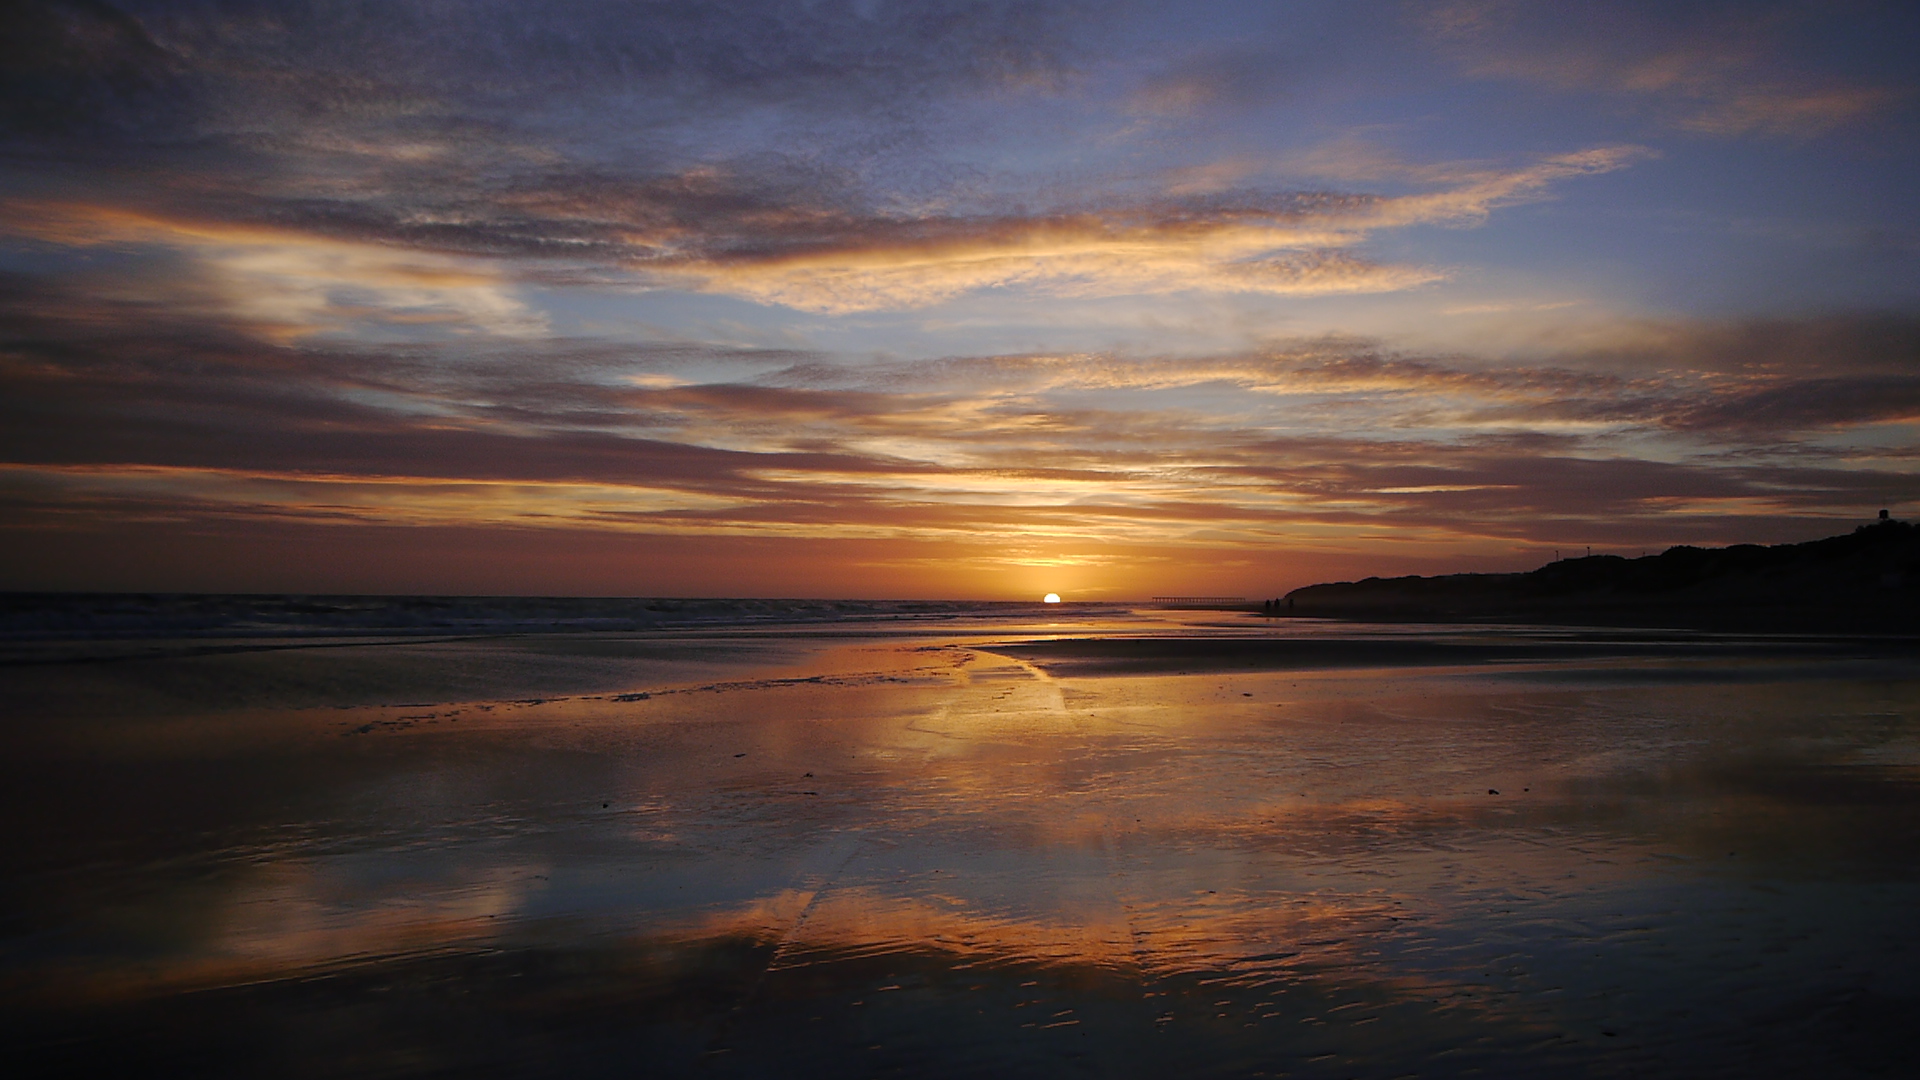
[5,619,1918,1076]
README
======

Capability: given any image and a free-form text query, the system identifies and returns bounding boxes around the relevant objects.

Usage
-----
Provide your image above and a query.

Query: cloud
[1131,45,1297,117]
[2,0,1089,144]
[4,260,1915,577]
[1420,0,1908,137]
[0,200,546,340]
[1,140,1642,319]
[0,3,1909,594]
[660,147,1641,311]
[2,4,1654,319]
[0,0,186,139]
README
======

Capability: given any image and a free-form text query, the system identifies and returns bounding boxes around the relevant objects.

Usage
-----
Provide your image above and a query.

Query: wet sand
[3,611,1918,1077]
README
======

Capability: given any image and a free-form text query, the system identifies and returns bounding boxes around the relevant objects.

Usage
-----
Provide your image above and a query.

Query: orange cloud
[0,200,543,340]
[672,149,1641,312]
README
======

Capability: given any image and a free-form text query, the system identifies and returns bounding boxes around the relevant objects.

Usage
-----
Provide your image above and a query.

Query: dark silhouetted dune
[1285,518,1920,630]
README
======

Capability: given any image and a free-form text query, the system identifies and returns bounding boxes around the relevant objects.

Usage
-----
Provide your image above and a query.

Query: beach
[4,601,1917,1077]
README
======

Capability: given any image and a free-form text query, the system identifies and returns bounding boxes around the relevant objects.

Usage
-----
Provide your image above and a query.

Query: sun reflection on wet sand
[4,615,1918,1076]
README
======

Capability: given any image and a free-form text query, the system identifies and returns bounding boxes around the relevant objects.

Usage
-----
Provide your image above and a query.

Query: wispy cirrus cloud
[0,200,546,340]
[671,148,1642,311]
[1,143,1645,321]
[1420,0,1908,137]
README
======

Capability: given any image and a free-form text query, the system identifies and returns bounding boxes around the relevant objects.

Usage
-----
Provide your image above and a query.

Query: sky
[2,0,1917,599]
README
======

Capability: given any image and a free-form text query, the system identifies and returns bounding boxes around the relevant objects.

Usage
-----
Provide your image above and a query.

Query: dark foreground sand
[3,609,1917,1077]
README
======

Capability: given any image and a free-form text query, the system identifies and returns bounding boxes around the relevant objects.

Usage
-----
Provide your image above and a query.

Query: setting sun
[1043,593,1061,604]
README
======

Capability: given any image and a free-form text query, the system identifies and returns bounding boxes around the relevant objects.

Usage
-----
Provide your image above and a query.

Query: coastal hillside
[1285,517,1920,630]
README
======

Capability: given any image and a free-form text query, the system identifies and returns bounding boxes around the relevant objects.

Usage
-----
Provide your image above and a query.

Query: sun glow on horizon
[1043,593,1062,603]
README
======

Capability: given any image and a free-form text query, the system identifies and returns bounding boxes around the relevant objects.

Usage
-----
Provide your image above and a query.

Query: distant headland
[1282,514,1919,631]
